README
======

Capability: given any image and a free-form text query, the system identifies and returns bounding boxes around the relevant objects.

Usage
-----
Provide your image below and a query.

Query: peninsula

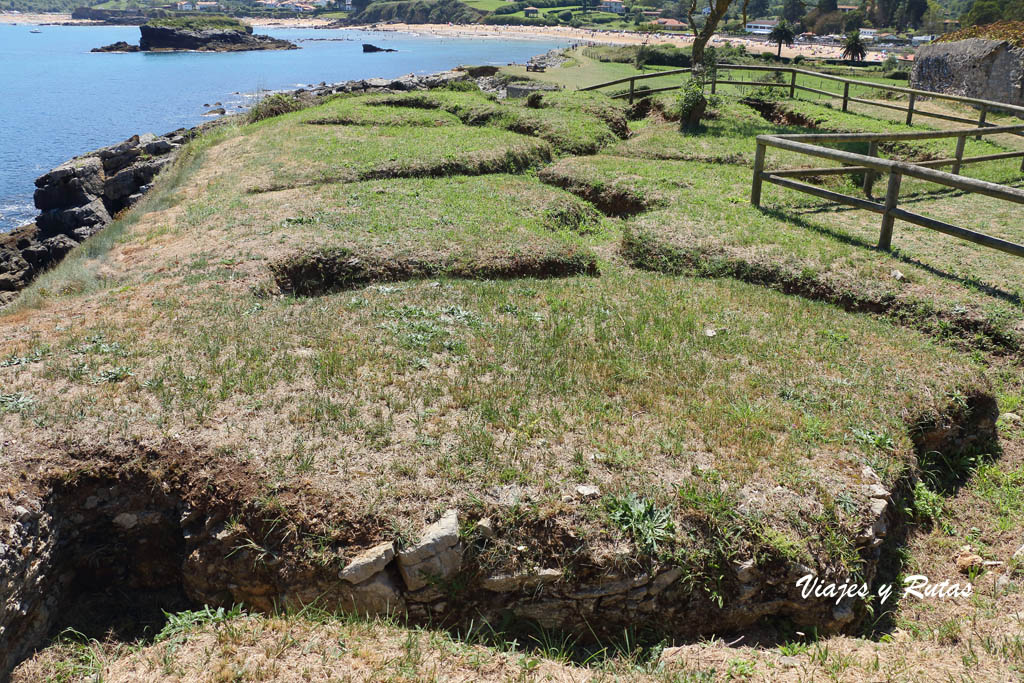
[92,15,297,53]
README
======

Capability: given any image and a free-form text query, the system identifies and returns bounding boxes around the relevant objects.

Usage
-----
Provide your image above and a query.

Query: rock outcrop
[912,38,1024,112]
[91,41,141,53]
[362,43,397,53]
[138,23,298,52]
[0,68,474,306]
[0,131,187,305]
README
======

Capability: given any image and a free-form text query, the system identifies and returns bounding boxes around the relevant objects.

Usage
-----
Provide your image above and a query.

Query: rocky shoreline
[0,66,512,307]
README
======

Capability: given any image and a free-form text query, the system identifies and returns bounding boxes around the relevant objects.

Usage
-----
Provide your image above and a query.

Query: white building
[745,19,778,34]
[599,0,625,14]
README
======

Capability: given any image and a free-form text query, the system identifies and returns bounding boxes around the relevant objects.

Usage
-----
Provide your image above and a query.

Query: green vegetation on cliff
[350,0,484,24]
[144,14,248,32]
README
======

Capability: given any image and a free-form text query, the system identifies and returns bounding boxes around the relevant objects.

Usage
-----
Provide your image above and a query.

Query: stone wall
[911,38,1024,112]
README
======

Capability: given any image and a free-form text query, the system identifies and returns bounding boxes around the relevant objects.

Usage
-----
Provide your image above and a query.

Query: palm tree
[842,30,867,62]
[769,21,795,58]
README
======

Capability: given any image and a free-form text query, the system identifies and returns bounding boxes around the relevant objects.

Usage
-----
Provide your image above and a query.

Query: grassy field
[461,0,513,10]
[6,61,1024,681]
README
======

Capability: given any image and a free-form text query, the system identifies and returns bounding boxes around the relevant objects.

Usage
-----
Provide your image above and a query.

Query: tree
[782,0,804,24]
[921,0,945,32]
[769,19,796,56]
[963,0,1002,25]
[687,0,746,66]
[746,0,770,18]
[842,29,867,61]
[843,8,866,30]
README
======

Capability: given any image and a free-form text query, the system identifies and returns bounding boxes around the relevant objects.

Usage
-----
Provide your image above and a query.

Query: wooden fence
[581,64,1024,258]
[579,64,1024,127]
[752,124,1024,256]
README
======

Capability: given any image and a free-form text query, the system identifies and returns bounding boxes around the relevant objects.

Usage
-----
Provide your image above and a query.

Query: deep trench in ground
[1,475,200,676]
[1,392,999,677]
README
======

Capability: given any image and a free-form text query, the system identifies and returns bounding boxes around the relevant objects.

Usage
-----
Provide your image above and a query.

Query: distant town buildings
[251,0,320,9]
[655,17,686,28]
[174,0,220,9]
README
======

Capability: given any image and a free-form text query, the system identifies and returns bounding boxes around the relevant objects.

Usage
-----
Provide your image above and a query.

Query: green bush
[676,79,707,131]
[249,93,303,123]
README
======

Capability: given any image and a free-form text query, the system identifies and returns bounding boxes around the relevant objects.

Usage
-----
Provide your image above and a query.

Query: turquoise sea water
[0,24,566,231]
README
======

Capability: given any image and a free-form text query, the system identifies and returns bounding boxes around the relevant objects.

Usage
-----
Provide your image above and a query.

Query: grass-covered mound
[542,153,1024,350]
[1,83,1020,673]
[360,89,631,154]
[219,120,552,192]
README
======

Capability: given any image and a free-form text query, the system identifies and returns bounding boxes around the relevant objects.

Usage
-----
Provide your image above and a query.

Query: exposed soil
[268,246,600,296]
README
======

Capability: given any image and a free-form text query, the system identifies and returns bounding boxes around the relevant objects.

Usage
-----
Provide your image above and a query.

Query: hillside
[349,0,485,24]
[4,65,1024,680]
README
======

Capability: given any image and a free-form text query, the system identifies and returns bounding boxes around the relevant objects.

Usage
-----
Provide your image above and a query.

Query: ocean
[0,23,567,231]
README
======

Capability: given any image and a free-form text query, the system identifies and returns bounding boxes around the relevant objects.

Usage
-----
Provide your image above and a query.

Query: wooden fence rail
[579,65,1024,130]
[581,64,1024,258]
[752,124,1024,257]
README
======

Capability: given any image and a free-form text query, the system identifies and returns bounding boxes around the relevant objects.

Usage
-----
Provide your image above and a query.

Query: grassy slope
[6,68,1024,680]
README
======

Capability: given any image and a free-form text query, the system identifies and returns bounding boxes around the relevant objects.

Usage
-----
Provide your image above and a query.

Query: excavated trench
[1,474,195,676]
[1,391,1000,678]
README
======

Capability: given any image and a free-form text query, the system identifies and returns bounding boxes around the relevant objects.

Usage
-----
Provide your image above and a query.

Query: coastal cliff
[92,15,297,53]
[138,22,297,52]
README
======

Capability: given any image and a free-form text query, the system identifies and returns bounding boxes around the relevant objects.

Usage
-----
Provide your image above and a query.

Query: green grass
[221,118,552,192]
[3,81,1021,668]
[144,14,248,32]
[460,0,509,9]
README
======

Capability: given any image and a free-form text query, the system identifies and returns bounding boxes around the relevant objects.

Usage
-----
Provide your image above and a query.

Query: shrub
[606,494,675,553]
[444,80,481,92]
[558,9,573,21]
[249,93,302,122]
[676,79,707,131]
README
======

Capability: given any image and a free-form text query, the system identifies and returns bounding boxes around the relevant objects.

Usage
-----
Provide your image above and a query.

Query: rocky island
[92,15,297,53]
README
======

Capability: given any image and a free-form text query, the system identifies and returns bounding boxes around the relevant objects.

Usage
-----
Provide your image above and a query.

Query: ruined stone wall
[911,38,1024,111]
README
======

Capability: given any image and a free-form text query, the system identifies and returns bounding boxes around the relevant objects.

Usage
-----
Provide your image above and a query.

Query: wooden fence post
[862,141,878,197]
[878,171,902,250]
[952,134,966,176]
[790,70,797,99]
[842,82,850,112]
[975,105,987,140]
[905,92,916,125]
[628,78,635,105]
[751,142,766,207]
[711,68,717,95]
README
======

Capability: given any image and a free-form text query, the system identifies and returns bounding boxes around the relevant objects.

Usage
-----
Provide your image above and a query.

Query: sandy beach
[1,13,886,61]
[0,12,94,25]
[352,22,885,61]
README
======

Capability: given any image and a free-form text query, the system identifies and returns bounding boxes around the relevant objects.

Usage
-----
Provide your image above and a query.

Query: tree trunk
[688,0,735,69]
[777,41,782,57]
